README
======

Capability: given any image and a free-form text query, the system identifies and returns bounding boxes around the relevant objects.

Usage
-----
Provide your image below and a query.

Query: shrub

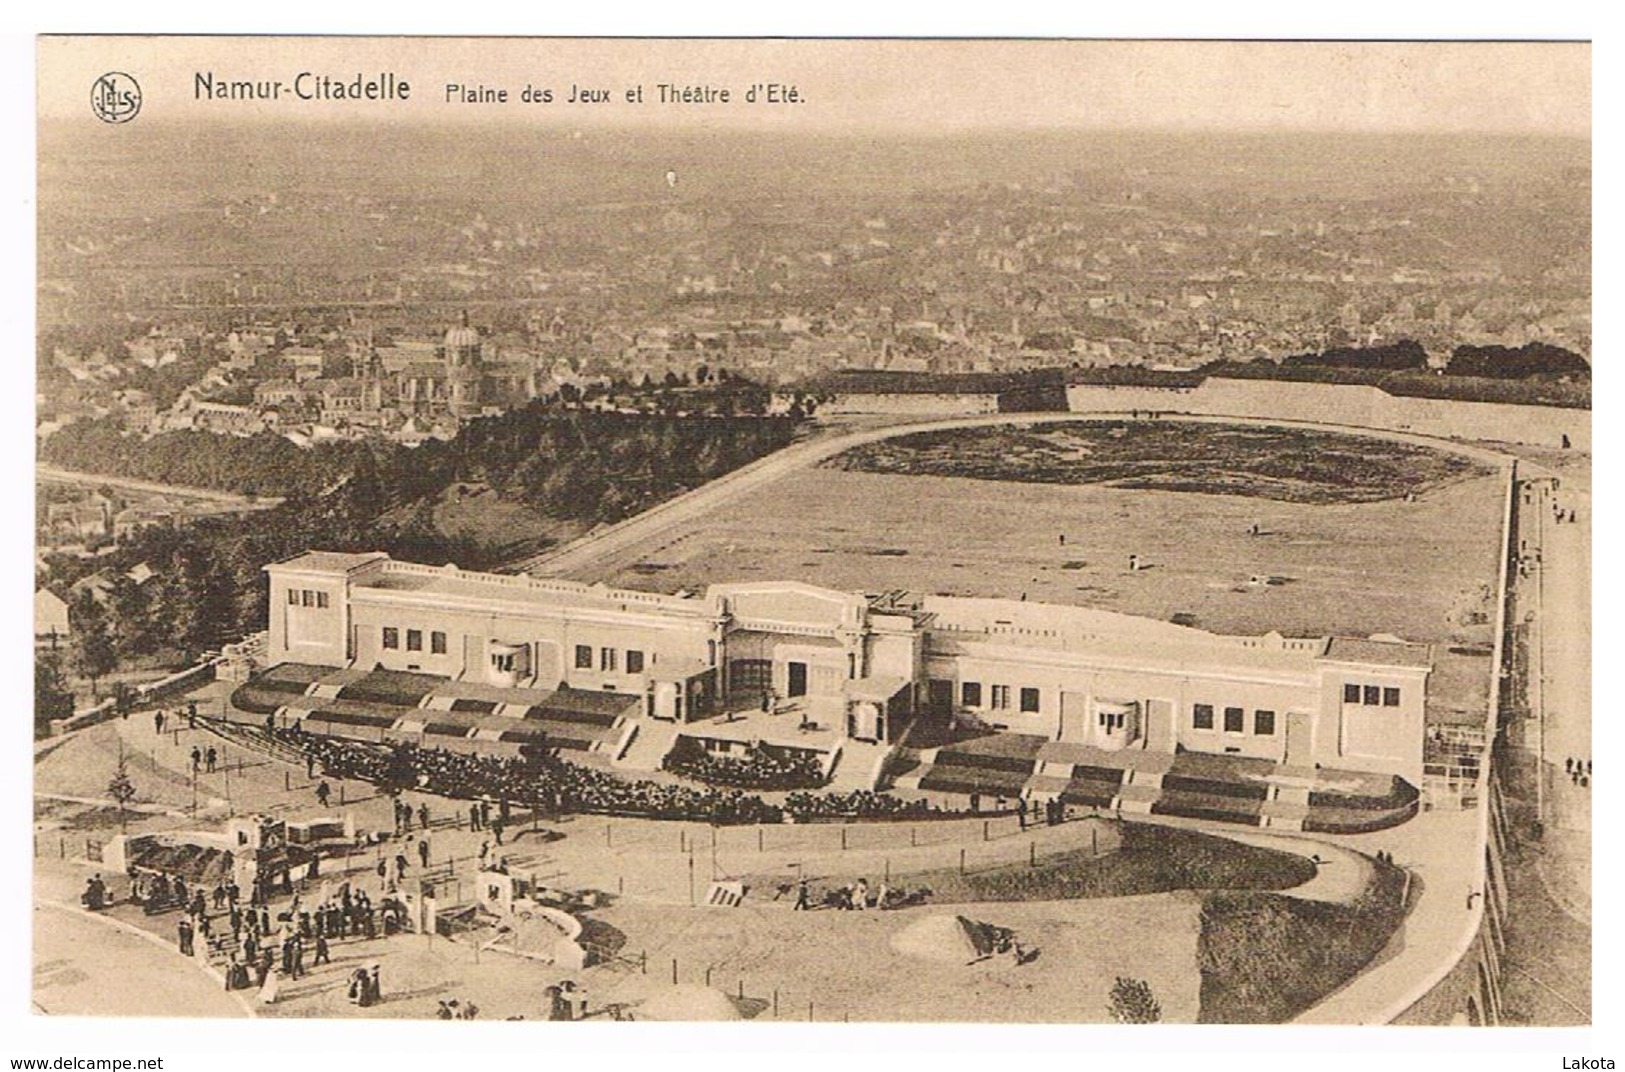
[1109,977,1162,1023]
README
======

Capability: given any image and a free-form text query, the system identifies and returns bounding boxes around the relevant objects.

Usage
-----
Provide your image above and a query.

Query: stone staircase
[1260,783,1312,830]
[611,717,680,772]
[825,738,893,793]
[1112,769,1164,814]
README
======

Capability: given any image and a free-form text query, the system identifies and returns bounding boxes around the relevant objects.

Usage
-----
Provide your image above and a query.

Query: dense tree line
[1281,340,1427,371]
[1446,342,1590,380]
[37,406,803,663]
[39,419,370,499]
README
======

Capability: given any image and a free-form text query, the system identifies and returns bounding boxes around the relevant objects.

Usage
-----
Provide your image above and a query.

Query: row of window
[382,627,447,655]
[574,644,645,675]
[1343,683,1402,707]
[1193,704,1275,736]
[961,681,1042,714]
[287,588,330,609]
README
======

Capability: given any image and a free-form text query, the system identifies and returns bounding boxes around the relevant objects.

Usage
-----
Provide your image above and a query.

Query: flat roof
[269,550,390,574]
[1322,637,1434,669]
[356,564,710,618]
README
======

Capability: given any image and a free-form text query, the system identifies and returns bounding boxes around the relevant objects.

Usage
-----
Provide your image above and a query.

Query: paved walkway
[33,901,254,1018]
[1530,477,1591,924]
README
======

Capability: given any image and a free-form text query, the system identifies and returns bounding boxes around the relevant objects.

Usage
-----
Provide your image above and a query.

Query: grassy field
[745,821,1317,905]
[1196,858,1410,1023]
[828,422,1491,504]
[581,423,1505,724]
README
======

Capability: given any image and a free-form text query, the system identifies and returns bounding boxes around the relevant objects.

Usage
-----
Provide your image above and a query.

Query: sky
[37,37,1590,136]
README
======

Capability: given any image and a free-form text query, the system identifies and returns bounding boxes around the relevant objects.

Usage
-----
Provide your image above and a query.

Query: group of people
[790,875,921,912]
[781,789,946,822]
[80,874,110,911]
[435,998,480,1020]
[346,963,383,1007]
[1564,757,1593,788]
[272,729,788,825]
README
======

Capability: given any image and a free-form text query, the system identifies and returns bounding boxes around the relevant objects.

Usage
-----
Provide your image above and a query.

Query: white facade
[264,551,1430,780]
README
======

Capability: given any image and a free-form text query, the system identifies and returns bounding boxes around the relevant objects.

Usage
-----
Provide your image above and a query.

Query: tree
[1108,976,1161,1023]
[107,744,137,834]
[70,598,117,699]
[34,650,75,735]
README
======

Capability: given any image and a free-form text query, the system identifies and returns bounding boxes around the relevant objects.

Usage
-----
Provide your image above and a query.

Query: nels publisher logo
[91,72,142,123]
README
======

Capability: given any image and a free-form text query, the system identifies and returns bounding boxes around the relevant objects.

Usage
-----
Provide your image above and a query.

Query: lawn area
[1196,857,1410,1023]
[827,422,1491,504]
[759,820,1316,905]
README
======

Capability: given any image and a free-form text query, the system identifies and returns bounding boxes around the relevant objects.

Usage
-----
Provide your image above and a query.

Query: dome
[444,325,481,349]
[444,310,481,351]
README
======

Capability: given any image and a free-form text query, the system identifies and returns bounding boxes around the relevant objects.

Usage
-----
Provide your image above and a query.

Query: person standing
[316,781,331,808]
[418,836,430,870]
[190,747,202,775]
[177,916,195,957]
[206,746,218,773]
[793,877,811,911]
[154,710,165,736]
[417,802,430,830]
[314,932,331,967]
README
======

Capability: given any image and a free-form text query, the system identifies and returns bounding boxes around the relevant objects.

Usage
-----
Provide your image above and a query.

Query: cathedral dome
[444,310,480,352]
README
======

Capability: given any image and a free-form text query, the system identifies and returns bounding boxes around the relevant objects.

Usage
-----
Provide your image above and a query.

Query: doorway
[787,661,808,698]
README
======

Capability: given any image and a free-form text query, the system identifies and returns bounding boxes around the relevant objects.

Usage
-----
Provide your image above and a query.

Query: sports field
[579,421,1505,724]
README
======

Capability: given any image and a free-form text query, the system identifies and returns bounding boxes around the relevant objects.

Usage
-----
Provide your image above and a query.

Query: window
[1383,687,1401,707]
[431,631,447,655]
[1019,687,1041,714]
[990,685,1011,711]
[961,681,983,708]
[1224,706,1245,733]
[287,590,299,606]
[406,629,423,652]
[575,645,593,670]
[1193,703,1214,730]
[316,591,329,609]
[600,647,617,672]
[382,627,399,650]
[1363,685,1381,707]
[1343,683,1361,704]
[1254,709,1276,736]
[626,649,644,674]
[301,590,314,608]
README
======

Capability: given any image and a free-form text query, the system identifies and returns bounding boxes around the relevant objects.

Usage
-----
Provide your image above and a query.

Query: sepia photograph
[27,33,1590,1037]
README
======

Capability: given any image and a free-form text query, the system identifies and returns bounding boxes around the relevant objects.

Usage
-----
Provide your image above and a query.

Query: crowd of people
[661,741,828,791]
[273,728,787,825]
[781,789,950,822]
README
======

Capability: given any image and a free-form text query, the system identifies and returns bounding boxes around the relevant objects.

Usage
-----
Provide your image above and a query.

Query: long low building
[264,550,1431,786]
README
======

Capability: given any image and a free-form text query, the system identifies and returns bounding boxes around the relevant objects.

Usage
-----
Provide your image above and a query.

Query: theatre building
[261,551,1431,792]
